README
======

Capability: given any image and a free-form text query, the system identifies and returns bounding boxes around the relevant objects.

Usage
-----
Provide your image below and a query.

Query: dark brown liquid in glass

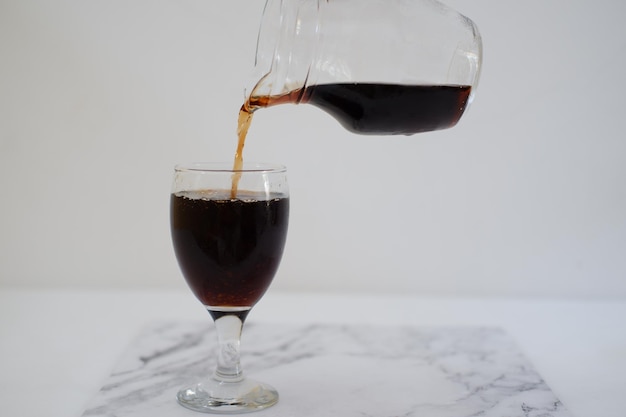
[170,190,289,307]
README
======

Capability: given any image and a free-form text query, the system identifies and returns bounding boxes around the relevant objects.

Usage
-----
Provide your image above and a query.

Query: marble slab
[81,321,571,417]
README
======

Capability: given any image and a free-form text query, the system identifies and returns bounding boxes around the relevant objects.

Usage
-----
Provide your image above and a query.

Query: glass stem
[211,312,248,383]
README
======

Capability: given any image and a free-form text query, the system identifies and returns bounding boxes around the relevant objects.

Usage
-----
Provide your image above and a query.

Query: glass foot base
[177,378,278,414]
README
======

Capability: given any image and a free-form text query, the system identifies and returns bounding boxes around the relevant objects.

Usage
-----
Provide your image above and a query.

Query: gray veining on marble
[81,322,571,417]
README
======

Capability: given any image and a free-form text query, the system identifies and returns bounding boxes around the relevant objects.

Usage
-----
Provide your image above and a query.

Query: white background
[1,0,625,299]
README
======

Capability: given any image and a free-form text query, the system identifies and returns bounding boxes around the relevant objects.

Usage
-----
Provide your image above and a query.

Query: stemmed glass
[170,162,289,413]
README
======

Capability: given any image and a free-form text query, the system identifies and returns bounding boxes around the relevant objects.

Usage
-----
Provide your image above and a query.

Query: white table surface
[1,288,624,417]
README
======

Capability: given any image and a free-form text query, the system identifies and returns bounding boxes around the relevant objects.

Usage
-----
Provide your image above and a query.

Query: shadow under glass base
[177,377,278,414]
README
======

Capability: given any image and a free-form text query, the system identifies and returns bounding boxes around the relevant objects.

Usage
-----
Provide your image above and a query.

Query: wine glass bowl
[170,162,289,413]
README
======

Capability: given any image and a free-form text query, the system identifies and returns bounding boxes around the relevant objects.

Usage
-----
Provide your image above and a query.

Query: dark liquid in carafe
[304,83,472,135]
[232,83,472,195]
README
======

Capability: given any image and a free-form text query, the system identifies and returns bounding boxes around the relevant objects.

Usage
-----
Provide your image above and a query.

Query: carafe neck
[246,0,321,104]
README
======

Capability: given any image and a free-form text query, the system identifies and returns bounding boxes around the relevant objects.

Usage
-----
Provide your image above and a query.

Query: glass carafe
[244,0,482,135]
